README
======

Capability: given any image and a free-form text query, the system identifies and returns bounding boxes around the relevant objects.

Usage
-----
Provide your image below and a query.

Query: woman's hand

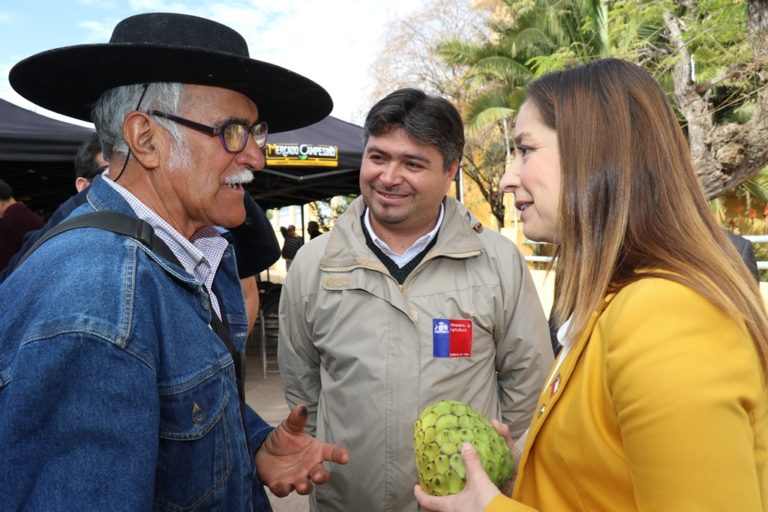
[414,442,501,511]
[493,420,525,495]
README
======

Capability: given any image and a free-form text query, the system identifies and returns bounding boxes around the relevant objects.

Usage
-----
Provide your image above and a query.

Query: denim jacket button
[191,401,206,425]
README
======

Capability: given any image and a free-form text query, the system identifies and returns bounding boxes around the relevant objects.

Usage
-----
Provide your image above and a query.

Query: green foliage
[737,166,768,205]
[464,88,525,129]
[435,0,757,227]
[474,55,533,83]
[716,95,755,124]
[442,0,753,129]
[527,47,581,76]
[332,195,355,216]
[605,0,666,61]
[753,244,768,281]
[682,0,749,81]
[438,0,619,133]
[711,167,768,257]
[308,194,356,230]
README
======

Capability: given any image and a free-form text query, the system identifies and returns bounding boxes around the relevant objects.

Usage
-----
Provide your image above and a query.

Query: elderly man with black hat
[0,12,348,511]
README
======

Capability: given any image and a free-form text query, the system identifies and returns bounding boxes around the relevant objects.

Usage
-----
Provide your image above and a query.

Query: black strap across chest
[17,211,178,267]
[16,211,248,426]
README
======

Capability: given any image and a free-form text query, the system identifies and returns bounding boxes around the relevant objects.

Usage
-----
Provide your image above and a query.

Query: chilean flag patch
[432,319,472,358]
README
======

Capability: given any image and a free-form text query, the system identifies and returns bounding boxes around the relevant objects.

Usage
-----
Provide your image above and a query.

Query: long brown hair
[526,58,768,376]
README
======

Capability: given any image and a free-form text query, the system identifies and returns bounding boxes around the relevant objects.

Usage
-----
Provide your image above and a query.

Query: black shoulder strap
[207,289,248,431]
[16,211,179,268]
[17,211,248,428]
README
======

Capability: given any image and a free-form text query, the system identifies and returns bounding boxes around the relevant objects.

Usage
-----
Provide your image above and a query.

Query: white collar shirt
[104,178,228,319]
[363,203,444,268]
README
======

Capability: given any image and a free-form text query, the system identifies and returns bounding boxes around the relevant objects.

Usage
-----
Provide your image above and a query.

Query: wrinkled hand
[255,405,349,497]
[414,442,501,512]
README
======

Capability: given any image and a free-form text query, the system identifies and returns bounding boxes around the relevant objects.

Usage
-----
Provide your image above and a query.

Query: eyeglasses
[147,110,268,153]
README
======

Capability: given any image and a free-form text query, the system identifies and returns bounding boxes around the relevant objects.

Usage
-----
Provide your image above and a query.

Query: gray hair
[363,88,464,171]
[91,82,191,169]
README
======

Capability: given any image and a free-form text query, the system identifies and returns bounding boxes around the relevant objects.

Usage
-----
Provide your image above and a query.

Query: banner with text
[265,143,339,167]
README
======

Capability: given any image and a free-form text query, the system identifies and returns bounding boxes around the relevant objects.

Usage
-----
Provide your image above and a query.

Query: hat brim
[9,44,333,133]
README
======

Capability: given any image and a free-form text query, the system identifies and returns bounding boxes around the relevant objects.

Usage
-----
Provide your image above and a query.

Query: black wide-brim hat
[9,12,332,133]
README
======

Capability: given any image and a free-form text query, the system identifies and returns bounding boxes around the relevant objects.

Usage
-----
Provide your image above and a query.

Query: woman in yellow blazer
[415,58,768,511]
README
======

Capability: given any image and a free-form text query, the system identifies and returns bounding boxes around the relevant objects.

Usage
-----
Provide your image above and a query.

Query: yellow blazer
[487,277,767,511]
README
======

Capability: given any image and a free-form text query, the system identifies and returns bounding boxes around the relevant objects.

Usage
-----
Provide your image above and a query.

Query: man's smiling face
[359,126,457,240]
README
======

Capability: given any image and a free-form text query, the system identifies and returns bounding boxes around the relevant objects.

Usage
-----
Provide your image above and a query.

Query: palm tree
[435,0,615,228]
[439,0,613,129]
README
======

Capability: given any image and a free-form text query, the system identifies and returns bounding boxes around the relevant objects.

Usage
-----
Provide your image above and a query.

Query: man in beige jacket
[278,88,553,512]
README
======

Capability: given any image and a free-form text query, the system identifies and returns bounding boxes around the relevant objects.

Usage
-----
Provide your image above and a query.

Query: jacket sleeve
[739,239,760,283]
[0,332,159,510]
[245,406,276,512]
[245,404,274,456]
[604,279,766,511]
[276,257,322,436]
[493,242,554,439]
[725,230,760,283]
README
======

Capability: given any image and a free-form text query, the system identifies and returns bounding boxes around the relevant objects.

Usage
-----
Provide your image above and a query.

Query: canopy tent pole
[301,204,306,241]
[455,167,463,203]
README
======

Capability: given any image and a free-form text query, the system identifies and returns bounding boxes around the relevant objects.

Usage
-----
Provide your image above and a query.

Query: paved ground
[244,352,310,512]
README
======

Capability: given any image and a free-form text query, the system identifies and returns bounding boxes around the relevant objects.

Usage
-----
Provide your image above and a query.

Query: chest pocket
[153,373,234,511]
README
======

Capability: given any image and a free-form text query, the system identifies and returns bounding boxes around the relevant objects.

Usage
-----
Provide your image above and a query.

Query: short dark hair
[74,132,105,180]
[0,179,12,200]
[363,88,464,171]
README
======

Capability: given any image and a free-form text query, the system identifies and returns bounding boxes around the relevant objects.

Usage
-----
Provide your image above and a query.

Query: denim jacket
[0,176,274,511]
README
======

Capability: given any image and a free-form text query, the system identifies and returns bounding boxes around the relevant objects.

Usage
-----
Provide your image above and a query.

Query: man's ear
[122,111,160,170]
[444,159,460,185]
[446,160,460,181]
[74,177,91,193]
[440,160,461,197]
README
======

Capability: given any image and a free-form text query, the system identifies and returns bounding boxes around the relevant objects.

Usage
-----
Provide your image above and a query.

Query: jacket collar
[82,175,197,284]
[84,174,139,217]
[321,196,486,271]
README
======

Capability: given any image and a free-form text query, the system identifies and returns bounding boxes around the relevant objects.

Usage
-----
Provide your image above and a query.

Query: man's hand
[414,442,501,511]
[255,404,349,497]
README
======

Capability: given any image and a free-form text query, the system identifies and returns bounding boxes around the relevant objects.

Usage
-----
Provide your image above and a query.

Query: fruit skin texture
[413,400,514,496]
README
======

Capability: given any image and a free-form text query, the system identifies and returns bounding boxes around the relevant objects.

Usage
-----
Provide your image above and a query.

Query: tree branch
[693,64,744,94]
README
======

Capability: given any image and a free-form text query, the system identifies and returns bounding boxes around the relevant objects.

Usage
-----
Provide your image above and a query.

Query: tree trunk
[666,1,768,199]
[749,0,768,58]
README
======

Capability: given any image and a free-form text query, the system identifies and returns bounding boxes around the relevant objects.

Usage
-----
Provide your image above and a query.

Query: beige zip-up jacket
[278,197,553,512]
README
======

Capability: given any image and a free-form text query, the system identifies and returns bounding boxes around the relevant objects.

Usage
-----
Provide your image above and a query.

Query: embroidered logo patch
[432,319,472,357]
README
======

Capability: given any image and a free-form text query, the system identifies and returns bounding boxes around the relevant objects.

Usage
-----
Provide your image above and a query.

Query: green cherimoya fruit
[414,400,514,496]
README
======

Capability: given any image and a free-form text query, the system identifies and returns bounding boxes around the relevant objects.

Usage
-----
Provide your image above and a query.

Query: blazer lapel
[512,294,615,496]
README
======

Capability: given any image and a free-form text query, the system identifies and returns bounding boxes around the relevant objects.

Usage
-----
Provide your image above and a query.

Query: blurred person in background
[0,178,43,270]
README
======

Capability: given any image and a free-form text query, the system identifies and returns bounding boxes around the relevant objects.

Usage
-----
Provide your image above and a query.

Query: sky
[0,0,427,127]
